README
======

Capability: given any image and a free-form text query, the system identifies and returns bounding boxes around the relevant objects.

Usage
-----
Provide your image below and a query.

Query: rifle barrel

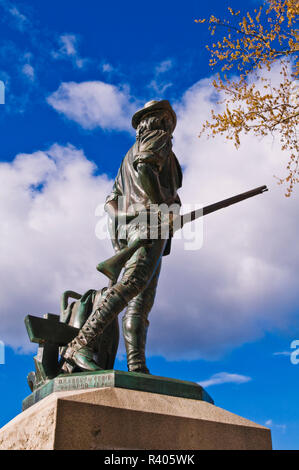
[180,185,268,227]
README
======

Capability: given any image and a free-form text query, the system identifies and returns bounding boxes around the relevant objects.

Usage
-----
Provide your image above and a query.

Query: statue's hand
[143,208,177,239]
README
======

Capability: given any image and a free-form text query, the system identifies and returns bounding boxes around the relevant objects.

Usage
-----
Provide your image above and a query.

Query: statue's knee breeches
[124,285,157,320]
[119,238,166,300]
[122,290,155,349]
[120,266,153,301]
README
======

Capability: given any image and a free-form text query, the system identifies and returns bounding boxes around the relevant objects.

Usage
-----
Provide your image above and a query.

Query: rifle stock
[96,238,151,283]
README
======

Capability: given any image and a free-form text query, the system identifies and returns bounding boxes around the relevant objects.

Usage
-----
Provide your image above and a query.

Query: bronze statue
[62,100,183,374]
[25,99,268,392]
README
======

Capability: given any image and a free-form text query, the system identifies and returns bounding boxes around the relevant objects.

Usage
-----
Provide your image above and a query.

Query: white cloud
[52,34,89,69]
[265,419,286,433]
[47,81,138,131]
[0,144,113,351]
[58,34,77,57]
[148,80,173,96]
[147,58,174,97]
[155,59,173,75]
[199,372,252,388]
[273,351,291,356]
[102,63,114,73]
[144,73,299,360]
[0,1,29,31]
[22,63,34,81]
[8,6,27,28]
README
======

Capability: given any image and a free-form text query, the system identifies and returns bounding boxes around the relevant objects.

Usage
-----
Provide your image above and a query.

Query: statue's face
[140,110,173,133]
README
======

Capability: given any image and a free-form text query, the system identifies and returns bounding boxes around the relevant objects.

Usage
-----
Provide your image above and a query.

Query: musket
[96,185,268,284]
[180,184,268,226]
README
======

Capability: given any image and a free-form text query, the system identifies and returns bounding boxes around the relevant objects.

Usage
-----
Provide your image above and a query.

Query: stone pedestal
[0,379,271,450]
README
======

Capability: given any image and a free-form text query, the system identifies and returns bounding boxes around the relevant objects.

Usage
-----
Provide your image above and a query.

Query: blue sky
[0,0,298,450]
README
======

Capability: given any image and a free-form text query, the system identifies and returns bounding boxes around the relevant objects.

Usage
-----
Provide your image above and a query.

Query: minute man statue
[62,100,183,373]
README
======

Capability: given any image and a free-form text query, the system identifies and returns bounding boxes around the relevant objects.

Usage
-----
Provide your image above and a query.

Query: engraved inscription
[54,374,114,392]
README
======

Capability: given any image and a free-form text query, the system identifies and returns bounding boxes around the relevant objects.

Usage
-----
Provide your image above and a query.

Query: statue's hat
[132,100,177,131]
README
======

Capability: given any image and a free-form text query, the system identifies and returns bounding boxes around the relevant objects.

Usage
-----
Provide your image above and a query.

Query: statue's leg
[62,238,166,372]
[122,261,161,374]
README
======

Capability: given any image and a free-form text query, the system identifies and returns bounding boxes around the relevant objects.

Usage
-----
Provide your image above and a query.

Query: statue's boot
[122,314,150,374]
[62,286,128,372]
[65,346,100,372]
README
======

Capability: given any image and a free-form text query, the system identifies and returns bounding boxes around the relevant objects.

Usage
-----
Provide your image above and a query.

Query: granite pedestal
[0,370,272,450]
